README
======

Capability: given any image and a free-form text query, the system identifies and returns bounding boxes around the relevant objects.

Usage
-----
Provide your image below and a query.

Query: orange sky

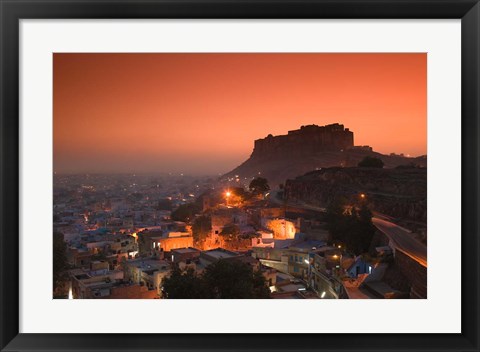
[53,53,426,175]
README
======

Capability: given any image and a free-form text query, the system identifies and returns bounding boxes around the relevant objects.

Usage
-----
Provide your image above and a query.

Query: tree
[171,202,201,222]
[53,231,68,292]
[229,187,249,203]
[162,260,271,299]
[202,260,270,299]
[358,156,384,168]
[252,268,271,298]
[325,199,375,256]
[325,197,347,238]
[220,223,240,237]
[162,266,210,299]
[231,187,248,199]
[192,215,212,243]
[249,177,270,195]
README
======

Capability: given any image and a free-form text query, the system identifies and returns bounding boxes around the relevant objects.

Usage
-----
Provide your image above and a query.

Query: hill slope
[222,124,426,187]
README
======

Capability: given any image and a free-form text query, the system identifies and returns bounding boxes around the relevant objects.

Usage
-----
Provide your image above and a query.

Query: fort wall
[251,123,354,158]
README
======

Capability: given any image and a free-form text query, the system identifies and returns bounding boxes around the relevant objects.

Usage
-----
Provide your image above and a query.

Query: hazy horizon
[54,53,427,174]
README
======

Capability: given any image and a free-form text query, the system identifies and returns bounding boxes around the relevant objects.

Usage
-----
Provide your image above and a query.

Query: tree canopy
[53,231,68,292]
[162,267,210,298]
[192,215,212,243]
[171,202,201,222]
[325,199,375,255]
[249,177,270,195]
[203,260,270,299]
[220,223,240,237]
[162,260,270,299]
[358,156,384,168]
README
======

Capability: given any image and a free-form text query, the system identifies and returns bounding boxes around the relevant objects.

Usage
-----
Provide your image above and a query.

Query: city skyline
[54,53,426,175]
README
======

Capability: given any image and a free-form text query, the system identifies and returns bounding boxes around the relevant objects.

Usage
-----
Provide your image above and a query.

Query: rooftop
[125,258,170,271]
[171,247,200,254]
[202,248,239,260]
[290,240,326,251]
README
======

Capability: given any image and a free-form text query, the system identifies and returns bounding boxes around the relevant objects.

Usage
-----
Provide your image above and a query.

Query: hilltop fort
[223,122,426,187]
[251,123,354,159]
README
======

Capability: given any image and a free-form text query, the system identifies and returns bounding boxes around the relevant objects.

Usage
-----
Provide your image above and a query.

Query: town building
[123,257,171,297]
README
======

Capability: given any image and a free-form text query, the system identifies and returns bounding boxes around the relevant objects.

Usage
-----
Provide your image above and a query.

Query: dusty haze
[53,53,426,175]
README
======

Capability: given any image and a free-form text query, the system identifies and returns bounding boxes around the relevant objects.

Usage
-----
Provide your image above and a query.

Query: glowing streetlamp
[332,253,343,277]
[225,191,231,206]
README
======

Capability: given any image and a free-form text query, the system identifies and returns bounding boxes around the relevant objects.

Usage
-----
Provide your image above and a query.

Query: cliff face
[223,123,427,187]
[284,167,427,224]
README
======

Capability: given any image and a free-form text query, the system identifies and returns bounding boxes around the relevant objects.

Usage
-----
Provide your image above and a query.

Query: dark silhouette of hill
[222,123,427,187]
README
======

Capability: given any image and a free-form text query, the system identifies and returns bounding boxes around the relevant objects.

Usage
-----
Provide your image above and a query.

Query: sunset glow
[53,53,426,175]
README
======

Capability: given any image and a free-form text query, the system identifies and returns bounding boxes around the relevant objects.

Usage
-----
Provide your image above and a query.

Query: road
[267,191,427,267]
[371,217,427,267]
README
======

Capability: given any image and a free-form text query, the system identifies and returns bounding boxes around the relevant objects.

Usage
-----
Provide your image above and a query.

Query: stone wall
[284,167,427,223]
[394,249,427,299]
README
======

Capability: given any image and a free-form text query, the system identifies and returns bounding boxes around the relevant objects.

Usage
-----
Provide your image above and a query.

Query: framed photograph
[1,0,478,351]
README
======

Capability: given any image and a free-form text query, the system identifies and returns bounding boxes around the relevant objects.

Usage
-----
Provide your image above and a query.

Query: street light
[225,191,231,206]
[332,253,343,276]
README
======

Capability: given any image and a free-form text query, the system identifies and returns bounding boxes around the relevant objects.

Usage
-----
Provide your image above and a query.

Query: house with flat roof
[123,257,171,297]
[170,247,201,264]
[199,248,240,267]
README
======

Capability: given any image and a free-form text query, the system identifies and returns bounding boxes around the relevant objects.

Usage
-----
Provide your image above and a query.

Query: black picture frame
[1,0,479,351]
